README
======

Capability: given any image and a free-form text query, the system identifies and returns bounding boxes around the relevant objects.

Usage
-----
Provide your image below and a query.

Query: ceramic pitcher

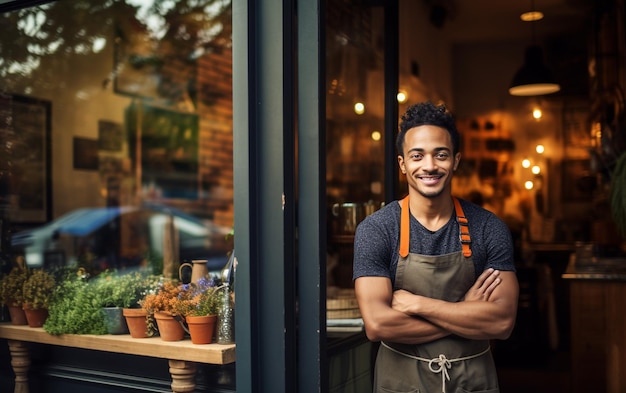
[179,259,209,284]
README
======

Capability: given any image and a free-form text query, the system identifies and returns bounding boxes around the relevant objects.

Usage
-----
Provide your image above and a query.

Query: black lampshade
[509,45,560,96]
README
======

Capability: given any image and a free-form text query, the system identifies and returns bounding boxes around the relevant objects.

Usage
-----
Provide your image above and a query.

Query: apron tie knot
[428,354,451,393]
[380,342,491,393]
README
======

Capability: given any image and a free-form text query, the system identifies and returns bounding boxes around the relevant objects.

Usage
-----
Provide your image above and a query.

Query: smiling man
[353,101,519,393]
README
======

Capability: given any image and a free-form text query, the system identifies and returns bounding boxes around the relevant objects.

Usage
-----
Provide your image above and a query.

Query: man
[353,101,519,393]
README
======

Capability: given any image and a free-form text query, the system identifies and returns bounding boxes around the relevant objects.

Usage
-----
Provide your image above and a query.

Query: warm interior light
[525,181,534,190]
[520,11,544,22]
[354,102,365,115]
[509,46,561,96]
[532,165,541,174]
[371,130,381,141]
[397,90,408,103]
[522,159,531,168]
[533,108,542,119]
[535,144,545,154]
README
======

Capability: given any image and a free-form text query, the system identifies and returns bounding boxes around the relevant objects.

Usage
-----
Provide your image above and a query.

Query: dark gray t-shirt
[352,198,516,287]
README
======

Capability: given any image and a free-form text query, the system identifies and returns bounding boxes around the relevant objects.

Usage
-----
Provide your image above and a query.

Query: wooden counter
[0,323,235,393]
[562,257,626,393]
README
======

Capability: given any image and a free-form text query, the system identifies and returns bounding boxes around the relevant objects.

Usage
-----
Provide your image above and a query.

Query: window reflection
[0,0,234,275]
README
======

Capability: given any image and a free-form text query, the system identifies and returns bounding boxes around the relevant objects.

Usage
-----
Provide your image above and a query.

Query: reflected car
[11,203,232,273]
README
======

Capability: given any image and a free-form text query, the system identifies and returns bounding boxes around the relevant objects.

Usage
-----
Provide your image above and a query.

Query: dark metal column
[233,0,298,392]
[297,0,326,392]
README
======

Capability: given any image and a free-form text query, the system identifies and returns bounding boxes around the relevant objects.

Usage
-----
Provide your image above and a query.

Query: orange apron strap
[453,197,472,257]
[399,196,410,258]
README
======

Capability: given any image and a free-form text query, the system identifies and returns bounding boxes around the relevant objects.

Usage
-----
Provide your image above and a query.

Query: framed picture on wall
[73,137,99,170]
[5,95,52,224]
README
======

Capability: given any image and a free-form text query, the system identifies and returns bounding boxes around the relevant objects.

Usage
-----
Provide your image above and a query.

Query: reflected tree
[0,0,232,107]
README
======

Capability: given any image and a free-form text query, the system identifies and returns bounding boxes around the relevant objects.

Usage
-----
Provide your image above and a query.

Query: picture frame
[73,137,99,170]
[6,95,52,224]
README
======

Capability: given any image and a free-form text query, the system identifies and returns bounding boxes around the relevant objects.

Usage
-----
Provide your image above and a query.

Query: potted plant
[183,276,226,344]
[94,271,160,335]
[139,278,189,341]
[22,268,56,327]
[0,262,29,325]
[44,268,109,335]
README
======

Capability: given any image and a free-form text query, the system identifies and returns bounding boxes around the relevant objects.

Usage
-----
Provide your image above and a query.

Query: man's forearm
[365,308,451,344]
[406,295,514,340]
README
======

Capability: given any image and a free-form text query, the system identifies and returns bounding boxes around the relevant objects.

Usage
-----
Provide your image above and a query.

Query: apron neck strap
[399,196,472,258]
[400,196,410,257]
[453,197,472,257]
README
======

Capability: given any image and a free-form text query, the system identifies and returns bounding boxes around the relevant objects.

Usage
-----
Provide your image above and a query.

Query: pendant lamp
[509,45,560,96]
[508,2,560,96]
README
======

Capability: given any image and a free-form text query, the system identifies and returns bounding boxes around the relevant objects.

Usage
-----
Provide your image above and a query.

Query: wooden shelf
[0,323,235,364]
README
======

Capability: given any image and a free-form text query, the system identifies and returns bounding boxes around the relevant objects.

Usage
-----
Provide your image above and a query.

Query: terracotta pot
[22,304,48,328]
[186,315,217,344]
[123,308,149,338]
[7,301,28,325]
[154,312,185,341]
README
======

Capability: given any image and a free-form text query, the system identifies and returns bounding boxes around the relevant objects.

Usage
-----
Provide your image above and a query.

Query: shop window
[1,0,234,276]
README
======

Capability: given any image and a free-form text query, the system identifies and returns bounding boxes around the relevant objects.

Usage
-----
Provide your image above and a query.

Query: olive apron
[373,196,499,393]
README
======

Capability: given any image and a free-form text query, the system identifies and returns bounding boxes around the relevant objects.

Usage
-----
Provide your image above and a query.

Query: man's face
[397,125,461,199]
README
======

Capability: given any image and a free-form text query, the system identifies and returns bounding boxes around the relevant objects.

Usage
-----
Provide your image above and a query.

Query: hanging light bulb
[509,1,560,96]
[354,102,365,115]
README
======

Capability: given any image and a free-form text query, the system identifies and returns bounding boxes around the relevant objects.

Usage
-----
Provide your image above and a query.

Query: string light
[397,90,408,103]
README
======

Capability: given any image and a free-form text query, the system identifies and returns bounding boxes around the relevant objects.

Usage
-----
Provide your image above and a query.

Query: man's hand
[392,268,502,315]
[463,268,501,302]
[391,289,418,314]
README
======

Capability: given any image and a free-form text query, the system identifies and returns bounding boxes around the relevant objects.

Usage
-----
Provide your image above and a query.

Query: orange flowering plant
[139,276,225,317]
[139,279,189,316]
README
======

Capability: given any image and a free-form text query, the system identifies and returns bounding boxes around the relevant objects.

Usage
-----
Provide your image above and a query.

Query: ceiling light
[520,11,544,22]
[509,45,560,96]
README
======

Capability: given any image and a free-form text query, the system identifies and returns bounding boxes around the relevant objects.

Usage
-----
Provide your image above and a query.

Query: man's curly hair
[396,101,460,156]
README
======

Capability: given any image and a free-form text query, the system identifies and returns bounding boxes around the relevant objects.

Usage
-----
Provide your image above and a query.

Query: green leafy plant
[93,271,161,309]
[43,269,161,335]
[22,269,55,310]
[0,263,29,307]
[44,269,107,335]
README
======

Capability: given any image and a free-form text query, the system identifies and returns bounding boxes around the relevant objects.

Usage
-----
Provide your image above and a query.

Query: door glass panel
[326,0,385,290]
